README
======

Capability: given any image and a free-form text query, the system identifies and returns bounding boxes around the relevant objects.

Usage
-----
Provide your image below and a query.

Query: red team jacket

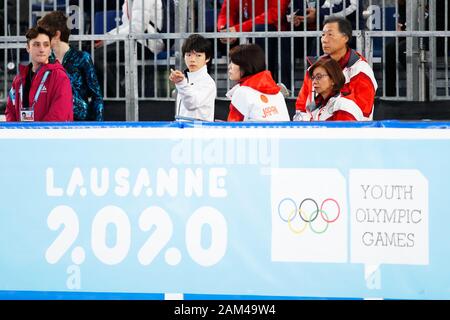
[217,0,289,32]
[295,49,377,121]
[6,61,73,122]
[227,70,290,121]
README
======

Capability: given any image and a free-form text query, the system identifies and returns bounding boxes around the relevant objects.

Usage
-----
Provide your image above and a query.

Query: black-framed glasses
[311,73,329,81]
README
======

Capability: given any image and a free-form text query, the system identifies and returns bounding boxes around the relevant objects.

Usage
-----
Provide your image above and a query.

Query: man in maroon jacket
[6,27,73,122]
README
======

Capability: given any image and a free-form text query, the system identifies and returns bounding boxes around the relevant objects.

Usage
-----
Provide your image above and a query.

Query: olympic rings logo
[277,197,341,234]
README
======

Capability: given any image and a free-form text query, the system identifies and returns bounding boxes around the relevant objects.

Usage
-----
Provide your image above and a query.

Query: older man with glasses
[294,15,377,121]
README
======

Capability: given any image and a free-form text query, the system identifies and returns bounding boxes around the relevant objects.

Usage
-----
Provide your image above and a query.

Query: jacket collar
[239,70,280,94]
[19,62,51,78]
[338,48,351,69]
[185,65,209,82]
[307,48,361,70]
[226,70,280,98]
[19,63,32,79]
[314,91,339,110]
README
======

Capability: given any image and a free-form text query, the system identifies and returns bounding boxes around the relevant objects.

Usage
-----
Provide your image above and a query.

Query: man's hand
[293,15,304,27]
[169,68,185,84]
[291,8,316,28]
[94,40,104,49]
[397,23,405,31]
[219,26,238,45]
[305,7,316,23]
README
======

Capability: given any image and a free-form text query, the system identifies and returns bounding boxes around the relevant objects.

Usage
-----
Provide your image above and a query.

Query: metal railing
[0,0,449,120]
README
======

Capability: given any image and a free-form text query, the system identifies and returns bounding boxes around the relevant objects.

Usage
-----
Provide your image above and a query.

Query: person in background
[294,16,377,121]
[38,11,104,121]
[281,0,320,90]
[6,27,73,122]
[94,0,164,97]
[217,0,290,35]
[226,43,290,122]
[291,0,359,50]
[217,0,290,85]
[169,34,216,121]
[304,58,364,120]
[303,0,359,31]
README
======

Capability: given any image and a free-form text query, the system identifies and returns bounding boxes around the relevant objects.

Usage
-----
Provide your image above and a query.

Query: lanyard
[29,70,51,111]
[19,84,23,109]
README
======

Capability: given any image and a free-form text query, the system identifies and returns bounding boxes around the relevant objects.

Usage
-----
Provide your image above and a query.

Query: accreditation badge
[20,110,35,122]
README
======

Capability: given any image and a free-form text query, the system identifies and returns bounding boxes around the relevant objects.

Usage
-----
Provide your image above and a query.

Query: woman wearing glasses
[304,58,362,121]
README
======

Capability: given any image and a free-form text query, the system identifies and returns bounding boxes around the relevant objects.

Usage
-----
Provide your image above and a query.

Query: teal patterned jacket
[52,47,104,121]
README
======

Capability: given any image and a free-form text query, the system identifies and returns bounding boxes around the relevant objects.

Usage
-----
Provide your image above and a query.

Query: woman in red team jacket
[226,44,290,122]
[6,27,73,122]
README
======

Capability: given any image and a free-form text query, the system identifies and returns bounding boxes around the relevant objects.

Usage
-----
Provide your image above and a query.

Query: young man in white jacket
[94,0,165,97]
[169,34,216,121]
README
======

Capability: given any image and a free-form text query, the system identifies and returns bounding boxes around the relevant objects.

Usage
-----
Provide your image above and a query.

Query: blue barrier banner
[0,124,449,299]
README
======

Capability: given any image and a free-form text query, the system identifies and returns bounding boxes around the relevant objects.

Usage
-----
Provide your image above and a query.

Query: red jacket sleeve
[42,70,73,122]
[295,71,311,112]
[5,76,19,122]
[217,0,236,30]
[218,0,289,32]
[342,72,376,118]
[239,0,289,32]
[227,103,244,122]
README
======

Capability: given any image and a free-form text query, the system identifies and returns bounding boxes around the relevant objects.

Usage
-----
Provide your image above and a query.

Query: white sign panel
[350,169,429,265]
[271,168,348,263]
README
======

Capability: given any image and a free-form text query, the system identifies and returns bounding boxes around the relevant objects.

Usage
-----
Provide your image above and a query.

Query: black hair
[229,44,266,78]
[323,16,353,44]
[182,34,212,61]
